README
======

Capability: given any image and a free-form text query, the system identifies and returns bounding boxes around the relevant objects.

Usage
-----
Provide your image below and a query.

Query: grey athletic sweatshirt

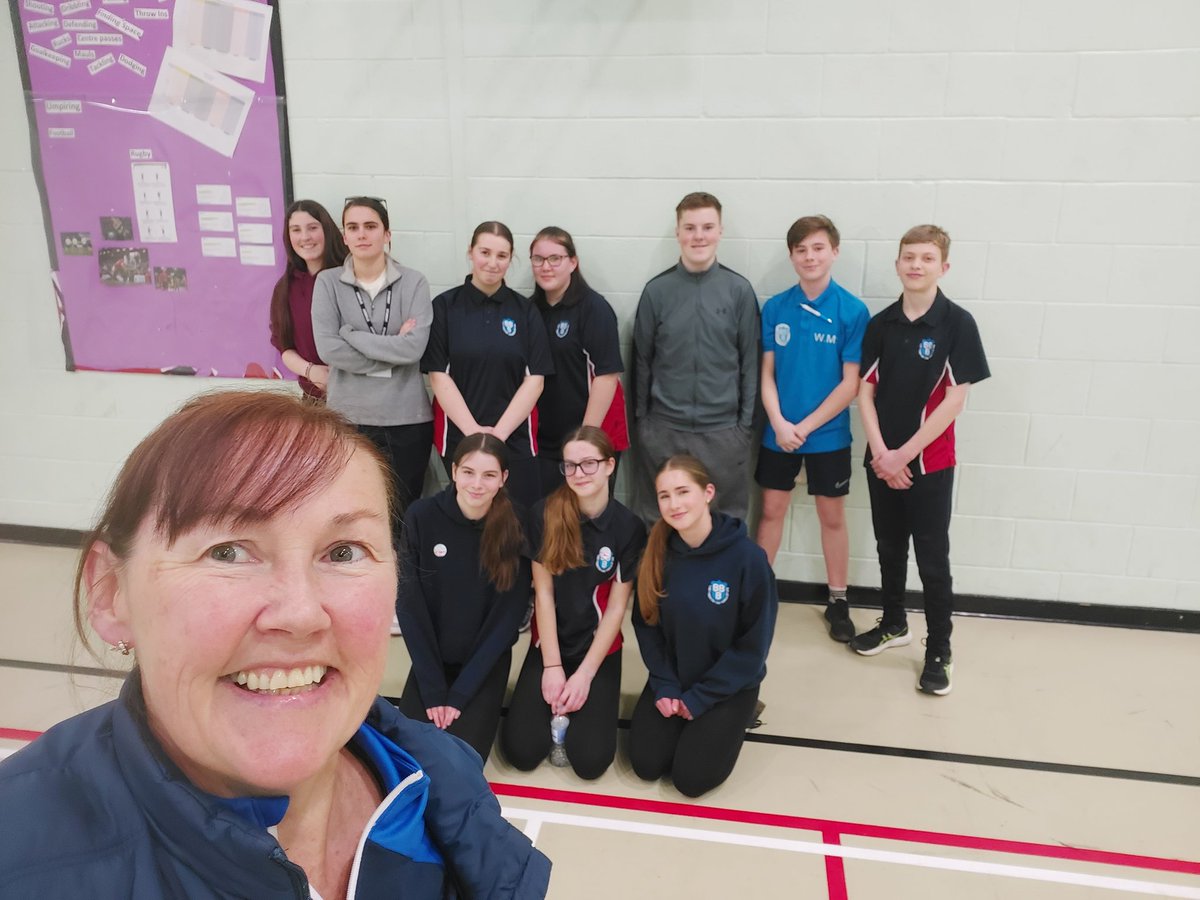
[312,255,433,426]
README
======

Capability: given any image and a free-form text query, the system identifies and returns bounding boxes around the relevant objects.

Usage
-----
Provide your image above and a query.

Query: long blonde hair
[636,454,713,626]
[540,426,614,575]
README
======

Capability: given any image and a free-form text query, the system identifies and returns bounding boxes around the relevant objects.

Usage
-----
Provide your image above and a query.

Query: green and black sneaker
[918,651,954,696]
[848,619,911,656]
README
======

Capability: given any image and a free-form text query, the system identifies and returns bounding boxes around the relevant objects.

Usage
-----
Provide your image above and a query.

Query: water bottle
[548,714,570,767]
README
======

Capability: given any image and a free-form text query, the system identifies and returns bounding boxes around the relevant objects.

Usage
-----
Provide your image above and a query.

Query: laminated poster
[11,0,293,379]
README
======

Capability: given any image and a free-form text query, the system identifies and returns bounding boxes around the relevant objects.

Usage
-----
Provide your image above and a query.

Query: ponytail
[480,487,523,591]
[540,482,585,574]
[636,518,672,626]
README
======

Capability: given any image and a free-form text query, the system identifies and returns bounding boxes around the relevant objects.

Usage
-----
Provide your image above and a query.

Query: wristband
[304,362,312,380]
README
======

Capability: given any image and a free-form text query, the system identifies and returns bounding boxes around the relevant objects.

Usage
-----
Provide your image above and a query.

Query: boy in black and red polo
[852,225,989,696]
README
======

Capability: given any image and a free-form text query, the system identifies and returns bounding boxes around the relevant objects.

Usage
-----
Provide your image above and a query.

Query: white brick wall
[2,1,1197,612]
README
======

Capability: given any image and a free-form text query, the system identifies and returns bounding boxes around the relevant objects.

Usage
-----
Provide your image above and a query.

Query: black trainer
[824,600,855,643]
[849,619,911,656]
[918,650,953,695]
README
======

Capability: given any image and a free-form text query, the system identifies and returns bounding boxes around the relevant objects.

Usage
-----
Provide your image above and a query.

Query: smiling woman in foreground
[0,391,550,899]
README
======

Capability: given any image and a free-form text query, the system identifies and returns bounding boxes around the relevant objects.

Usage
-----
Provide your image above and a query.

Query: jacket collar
[433,482,485,529]
[113,678,298,896]
[338,254,404,289]
[674,259,719,280]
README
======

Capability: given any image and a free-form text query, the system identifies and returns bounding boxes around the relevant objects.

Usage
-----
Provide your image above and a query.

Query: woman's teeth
[234,665,328,695]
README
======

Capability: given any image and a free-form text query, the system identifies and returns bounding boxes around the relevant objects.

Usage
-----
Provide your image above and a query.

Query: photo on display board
[153,266,188,291]
[60,232,93,256]
[100,216,134,241]
[99,247,150,286]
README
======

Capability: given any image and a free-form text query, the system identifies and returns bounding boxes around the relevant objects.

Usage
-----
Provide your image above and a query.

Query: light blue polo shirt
[761,278,869,455]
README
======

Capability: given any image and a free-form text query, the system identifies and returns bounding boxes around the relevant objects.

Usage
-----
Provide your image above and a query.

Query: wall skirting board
[6,523,1197,634]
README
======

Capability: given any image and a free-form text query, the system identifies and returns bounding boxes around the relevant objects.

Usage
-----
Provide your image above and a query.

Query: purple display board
[11,0,291,377]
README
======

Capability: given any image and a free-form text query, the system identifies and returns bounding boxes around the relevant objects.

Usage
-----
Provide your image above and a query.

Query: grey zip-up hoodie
[312,255,433,426]
[631,260,761,432]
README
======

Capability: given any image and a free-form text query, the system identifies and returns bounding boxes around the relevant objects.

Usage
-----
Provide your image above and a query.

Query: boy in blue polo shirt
[755,216,869,643]
[852,225,990,696]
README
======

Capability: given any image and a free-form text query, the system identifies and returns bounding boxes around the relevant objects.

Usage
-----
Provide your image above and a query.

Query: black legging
[357,421,433,520]
[628,683,759,798]
[500,647,622,780]
[396,650,511,762]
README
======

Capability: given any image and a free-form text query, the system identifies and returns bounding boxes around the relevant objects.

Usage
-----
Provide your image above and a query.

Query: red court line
[822,830,849,900]
[490,782,1200,877]
[0,727,42,742]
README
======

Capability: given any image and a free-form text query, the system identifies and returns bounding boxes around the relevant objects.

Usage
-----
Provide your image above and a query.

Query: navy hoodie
[632,512,778,718]
[397,484,531,710]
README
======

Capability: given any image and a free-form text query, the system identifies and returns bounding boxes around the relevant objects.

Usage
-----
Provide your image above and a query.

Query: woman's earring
[115,640,132,656]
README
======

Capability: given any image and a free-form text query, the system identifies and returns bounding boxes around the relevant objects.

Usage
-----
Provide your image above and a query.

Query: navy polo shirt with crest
[860,289,990,475]
[527,496,646,662]
[535,285,628,456]
[421,276,554,458]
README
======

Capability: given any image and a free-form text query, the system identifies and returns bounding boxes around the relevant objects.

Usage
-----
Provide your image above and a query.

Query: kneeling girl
[500,426,646,778]
[396,434,531,761]
[630,455,779,797]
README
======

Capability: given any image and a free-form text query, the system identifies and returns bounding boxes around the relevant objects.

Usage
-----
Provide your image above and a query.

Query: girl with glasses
[500,426,646,778]
[421,222,553,510]
[312,197,433,521]
[395,434,532,761]
[629,455,778,797]
[269,199,348,400]
[528,227,629,498]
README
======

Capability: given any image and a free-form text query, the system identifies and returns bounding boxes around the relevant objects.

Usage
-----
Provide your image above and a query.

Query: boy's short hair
[786,215,840,251]
[676,191,722,221]
[899,224,951,261]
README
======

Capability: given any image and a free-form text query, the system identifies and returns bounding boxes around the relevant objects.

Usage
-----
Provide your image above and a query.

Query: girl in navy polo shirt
[630,455,779,798]
[268,199,347,400]
[395,434,531,761]
[421,221,554,510]
[528,227,629,497]
[500,426,646,779]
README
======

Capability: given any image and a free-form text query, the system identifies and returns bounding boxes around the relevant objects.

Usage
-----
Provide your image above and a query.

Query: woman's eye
[328,543,367,563]
[208,543,248,563]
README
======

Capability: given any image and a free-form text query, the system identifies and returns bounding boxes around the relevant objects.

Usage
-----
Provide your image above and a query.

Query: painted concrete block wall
[2,1,1198,610]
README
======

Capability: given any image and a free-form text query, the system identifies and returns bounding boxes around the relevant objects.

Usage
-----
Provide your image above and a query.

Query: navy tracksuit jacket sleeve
[631,598,683,701]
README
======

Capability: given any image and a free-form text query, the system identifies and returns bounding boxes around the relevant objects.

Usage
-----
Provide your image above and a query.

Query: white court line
[502,807,1200,899]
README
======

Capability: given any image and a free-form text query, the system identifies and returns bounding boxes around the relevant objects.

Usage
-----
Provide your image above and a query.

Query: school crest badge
[774,323,791,347]
[707,580,730,605]
[556,320,570,339]
[502,317,517,337]
[595,546,614,573]
[918,337,935,360]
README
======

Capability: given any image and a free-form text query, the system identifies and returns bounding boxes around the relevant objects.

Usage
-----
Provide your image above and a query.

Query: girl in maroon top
[269,200,348,399]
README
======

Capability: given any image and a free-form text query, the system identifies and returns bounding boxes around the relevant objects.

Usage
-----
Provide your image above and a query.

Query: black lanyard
[352,285,392,335]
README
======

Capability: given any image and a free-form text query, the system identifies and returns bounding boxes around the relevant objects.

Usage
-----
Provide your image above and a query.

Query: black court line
[476,702,1200,789]
[738,731,1200,789]
[7,665,1195,788]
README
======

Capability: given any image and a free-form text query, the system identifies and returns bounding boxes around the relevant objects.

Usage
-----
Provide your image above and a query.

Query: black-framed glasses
[531,254,568,268]
[559,457,607,476]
